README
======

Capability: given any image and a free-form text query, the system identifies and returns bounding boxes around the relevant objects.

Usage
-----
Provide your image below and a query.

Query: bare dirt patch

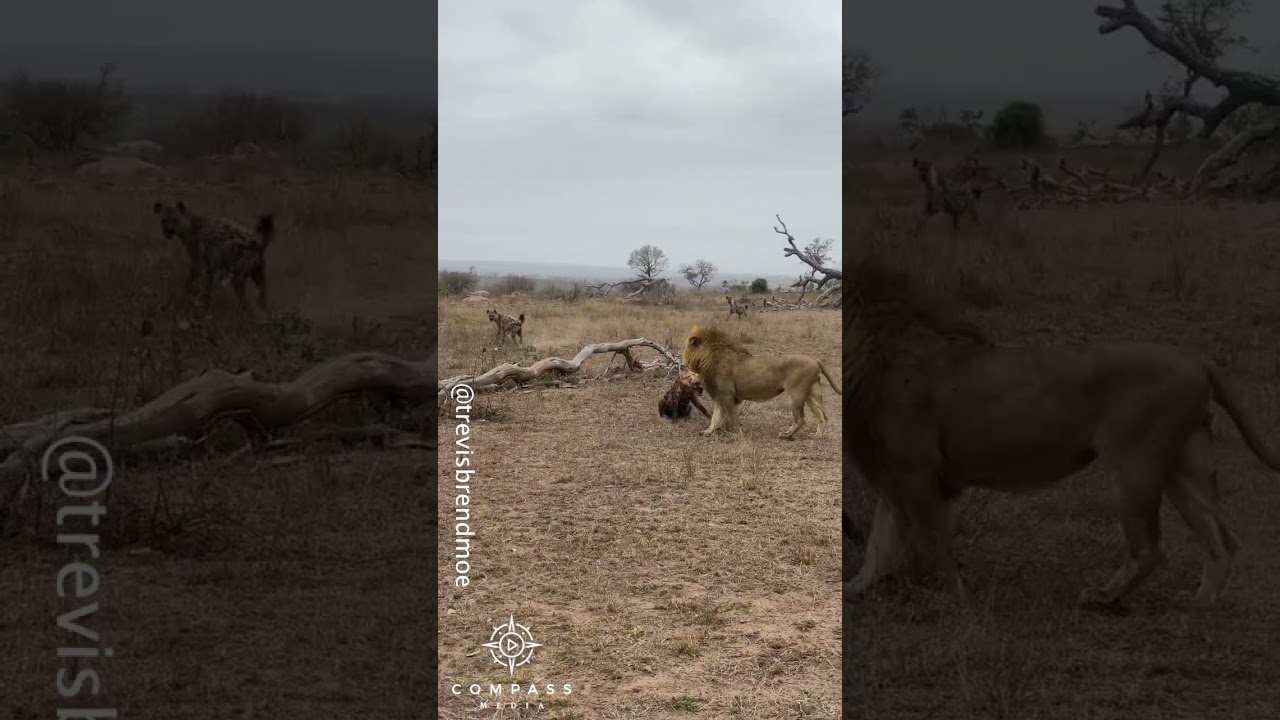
[438,294,842,719]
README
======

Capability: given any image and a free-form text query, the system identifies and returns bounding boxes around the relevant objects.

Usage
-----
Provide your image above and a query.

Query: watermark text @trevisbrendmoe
[451,383,476,588]
[42,435,118,719]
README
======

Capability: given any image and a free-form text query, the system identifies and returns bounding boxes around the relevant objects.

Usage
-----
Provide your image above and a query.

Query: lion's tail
[818,361,842,395]
[1206,362,1280,473]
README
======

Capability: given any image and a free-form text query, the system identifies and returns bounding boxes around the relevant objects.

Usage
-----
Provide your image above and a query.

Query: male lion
[683,324,840,440]
[842,259,1280,609]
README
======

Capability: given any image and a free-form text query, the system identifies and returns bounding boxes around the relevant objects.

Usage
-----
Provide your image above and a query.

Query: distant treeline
[0,64,436,176]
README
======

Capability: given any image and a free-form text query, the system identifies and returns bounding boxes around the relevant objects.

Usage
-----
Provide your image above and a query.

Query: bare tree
[844,51,877,117]
[627,245,669,281]
[774,215,841,307]
[679,260,716,292]
[2,64,130,151]
[1097,0,1280,194]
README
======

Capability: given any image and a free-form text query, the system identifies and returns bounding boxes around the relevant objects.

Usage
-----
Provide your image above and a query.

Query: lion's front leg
[845,497,907,596]
[702,402,724,435]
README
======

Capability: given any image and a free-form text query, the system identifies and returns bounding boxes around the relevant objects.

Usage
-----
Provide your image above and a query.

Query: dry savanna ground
[437,292,843,718]
[844,143,1280,719]
[0,155,438,717]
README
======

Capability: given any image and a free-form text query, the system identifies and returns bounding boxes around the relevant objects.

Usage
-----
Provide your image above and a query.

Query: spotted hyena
[726,295,749,320]
[911,157,982,236]
[487,309,525,345]
[658,369,708,421]
[153,200,275,314]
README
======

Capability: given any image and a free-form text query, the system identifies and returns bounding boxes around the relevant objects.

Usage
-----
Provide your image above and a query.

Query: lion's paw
[1177,590,1217,611]
[1077,587,1120,608]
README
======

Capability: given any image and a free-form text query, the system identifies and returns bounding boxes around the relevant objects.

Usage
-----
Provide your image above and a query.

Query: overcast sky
[0,1,435,101]
[847,0,1279,94]
[439,1,840,277]
[0,1,434,60]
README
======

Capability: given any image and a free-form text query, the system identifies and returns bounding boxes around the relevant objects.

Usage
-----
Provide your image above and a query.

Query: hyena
[911,157,982,236]
[658,369,709,421]
[726,296,749,320]
[486,309,525,345]
[153,200,275,314]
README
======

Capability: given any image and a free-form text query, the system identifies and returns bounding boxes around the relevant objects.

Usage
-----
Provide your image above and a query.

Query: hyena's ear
[176,200,187,214]
[152,201,163,214]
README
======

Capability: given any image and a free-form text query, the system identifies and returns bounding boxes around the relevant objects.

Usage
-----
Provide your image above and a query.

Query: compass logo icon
[482,615,543,675]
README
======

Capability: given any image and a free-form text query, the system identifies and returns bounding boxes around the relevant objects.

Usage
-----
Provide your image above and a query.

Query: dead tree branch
[437,338,681,402]
[1006,156,1186,209]
[1096,1,1280,110]
[773,215,841,288]
[1190,115,1280,193]
[1,350,438,531]
[2,351,436,478]
[775,215,840,280]
[1096,0,1280,193]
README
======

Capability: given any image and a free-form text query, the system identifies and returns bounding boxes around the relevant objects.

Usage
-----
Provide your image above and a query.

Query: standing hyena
[726,296,748,320]
[486,309,525,345]
[153,200,275,315]
[912,157,982,236]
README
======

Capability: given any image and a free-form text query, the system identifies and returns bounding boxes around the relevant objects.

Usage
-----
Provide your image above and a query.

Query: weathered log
[1190,117,1280,195]
[1,350,438,486]
[437,338,681,401]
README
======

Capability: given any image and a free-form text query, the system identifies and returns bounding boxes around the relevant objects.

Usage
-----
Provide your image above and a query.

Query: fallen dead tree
[438,338,681,402]
[1002,157,1188,209]
[759,295,825,311]
[1,350,438,534]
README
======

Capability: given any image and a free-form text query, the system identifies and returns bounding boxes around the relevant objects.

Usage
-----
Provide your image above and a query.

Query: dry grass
[0,157,438,718]
[437,293,842,718]
[844,144,1280,720]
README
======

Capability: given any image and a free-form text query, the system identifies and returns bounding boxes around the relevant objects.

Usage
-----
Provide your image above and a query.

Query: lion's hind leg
[779,391,807,440]
[780,378,821,440]
[805,390,830,437]
[1165,421,1240,608]
[1079,464,1166,608]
